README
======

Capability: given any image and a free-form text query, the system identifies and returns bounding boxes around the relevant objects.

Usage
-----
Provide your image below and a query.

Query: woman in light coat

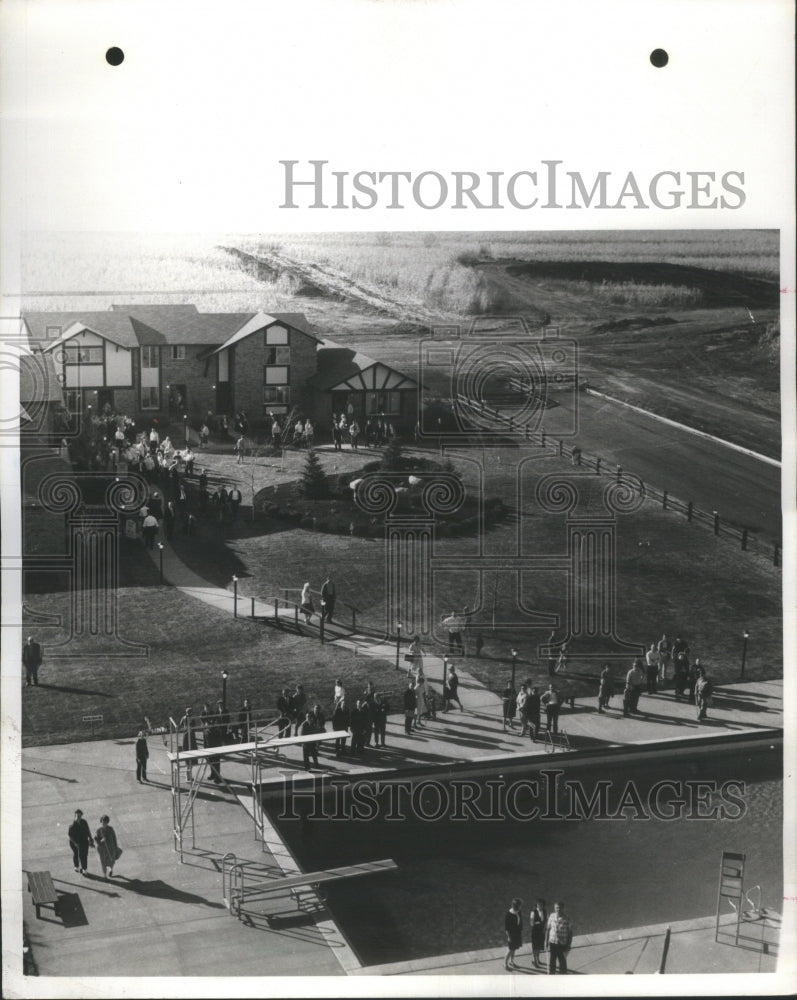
[300,582,314,623]
[95,815,120,879]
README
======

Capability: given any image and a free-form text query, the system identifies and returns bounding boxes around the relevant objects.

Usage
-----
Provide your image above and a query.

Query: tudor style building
[22,305,418,432]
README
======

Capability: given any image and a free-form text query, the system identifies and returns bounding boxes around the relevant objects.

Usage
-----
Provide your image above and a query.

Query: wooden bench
[27,870,59,919]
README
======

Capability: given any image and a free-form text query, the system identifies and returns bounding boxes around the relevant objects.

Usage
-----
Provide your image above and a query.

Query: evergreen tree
[299,448,328,499]
[381,436,404,471]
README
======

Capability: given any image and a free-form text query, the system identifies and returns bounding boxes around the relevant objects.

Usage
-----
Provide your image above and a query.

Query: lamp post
[221,670,228,711]
[232,575,238,618]
[183,413,189,445]
[395,621,402,671]
[741,628,749,679]
[443,655,448,711]
[157,542,164,584]
[511,648,518,690]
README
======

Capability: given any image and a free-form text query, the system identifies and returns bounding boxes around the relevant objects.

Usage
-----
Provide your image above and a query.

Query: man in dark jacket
[372,694,389,746]
[68,809,94,874]
[320,576,336,623]
[299,712,319,770]
[349,701,366,754]
[332,699,349,755]
[22,635,42,686]
[135,731,149,782]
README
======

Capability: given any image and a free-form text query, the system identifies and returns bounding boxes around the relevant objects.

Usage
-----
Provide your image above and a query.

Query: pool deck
[13,673,787,988]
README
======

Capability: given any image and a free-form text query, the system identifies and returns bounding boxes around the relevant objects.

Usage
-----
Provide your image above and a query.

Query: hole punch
[650,48,669,68]
[106,47,124,66]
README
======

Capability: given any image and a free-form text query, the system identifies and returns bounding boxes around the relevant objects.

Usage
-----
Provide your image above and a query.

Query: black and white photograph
[1,3,794,999]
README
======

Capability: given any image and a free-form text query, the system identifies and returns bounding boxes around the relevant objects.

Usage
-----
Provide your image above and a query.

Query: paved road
[530,390,781,540]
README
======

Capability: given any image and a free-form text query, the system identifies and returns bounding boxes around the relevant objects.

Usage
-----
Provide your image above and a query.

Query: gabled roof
[308,339,417,392]
[207,311,322,355]
[24,305,318,350]
[26,311,140,349]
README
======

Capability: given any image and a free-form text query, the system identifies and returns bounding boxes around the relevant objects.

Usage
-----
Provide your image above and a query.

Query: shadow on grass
[34,683,118,698]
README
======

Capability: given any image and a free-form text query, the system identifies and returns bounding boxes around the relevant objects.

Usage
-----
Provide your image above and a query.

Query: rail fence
[456,395,781,568]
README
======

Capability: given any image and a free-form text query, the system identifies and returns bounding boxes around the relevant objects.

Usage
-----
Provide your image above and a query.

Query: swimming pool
[265,741,782,967]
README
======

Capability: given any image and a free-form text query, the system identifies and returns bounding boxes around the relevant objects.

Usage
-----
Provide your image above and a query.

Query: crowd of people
[330,411,397,452]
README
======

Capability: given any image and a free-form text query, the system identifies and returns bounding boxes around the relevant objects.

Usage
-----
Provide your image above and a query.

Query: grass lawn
[20,573,401,747]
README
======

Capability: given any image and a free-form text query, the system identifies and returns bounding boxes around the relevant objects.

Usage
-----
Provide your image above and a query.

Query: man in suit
[22,636,42,687]
[135,731,149,782]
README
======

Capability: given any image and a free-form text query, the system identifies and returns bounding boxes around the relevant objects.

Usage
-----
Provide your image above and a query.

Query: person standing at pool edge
[504,897,523,970]
[545,900,573,974]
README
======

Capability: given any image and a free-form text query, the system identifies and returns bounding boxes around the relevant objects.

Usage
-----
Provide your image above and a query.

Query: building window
[365,390,402,416]
[264,326,289,346]
[141,346,159,368]
[265,346,290,365]
[264,365,289,385]
[170,346,186,360]
[46,326,62,340]
[141,387,160,409]
[64,346,103,364]
[264,386,290,405]
[65,389,83,415]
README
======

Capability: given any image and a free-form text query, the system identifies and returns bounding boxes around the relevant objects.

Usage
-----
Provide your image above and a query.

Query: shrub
[381,437,404,471]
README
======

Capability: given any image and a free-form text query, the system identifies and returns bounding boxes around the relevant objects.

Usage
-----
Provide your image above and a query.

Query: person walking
[199,423,209,448]
[545,901,573,974]
[22,635,42,687]
[95,815,121,879]
[229,484,243,521]
[135,731,149,782]
[541,684,561,734]
[695,665,714,721]
[300,583,314,624]
[645,643,660,694]
[530,899,547,968]
[442,611,465,656]
[291,684,308,735]
[623,659,646,716]
[406,634,423,678]
[413,675,428,729]
[332,415,342,451]
[444,663,463,711]
[142,511,159,549]
[504,898,523,971]
[403,681,416,735]
[597,665,614,712]
[516,683,529,735]
[68,809,94,875]
[657,633,672,685]
[526,686,541,742]
[373,694,388,746]
[502,681,517,731]
[320,575,336,623]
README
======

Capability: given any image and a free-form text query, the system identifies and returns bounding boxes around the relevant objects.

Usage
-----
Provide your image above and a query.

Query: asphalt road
[524,390,781,540]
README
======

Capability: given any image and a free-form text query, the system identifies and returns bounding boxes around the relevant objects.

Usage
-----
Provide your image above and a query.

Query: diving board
[167,730,350,762]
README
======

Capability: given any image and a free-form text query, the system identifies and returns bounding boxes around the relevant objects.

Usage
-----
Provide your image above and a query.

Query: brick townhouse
[22,304,418,433]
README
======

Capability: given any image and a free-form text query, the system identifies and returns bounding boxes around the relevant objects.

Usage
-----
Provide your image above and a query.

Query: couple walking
[299,576,336,624]
[68,810,122,879]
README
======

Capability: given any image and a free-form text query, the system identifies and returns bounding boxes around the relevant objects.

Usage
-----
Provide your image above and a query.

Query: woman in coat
[597,665,614,712]
[504,897,523,970]
[95,815,120,879]
[530,898,547,968]
[413,676,428,728]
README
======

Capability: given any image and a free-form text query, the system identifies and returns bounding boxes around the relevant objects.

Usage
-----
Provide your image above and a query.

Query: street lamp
[183,413,189,444]
[395,621,402,671]
[221,670,228,711]
[443,655,449,711]
[511,648,518,690]
[157,542,164,584]
[232,574,239,618]
[741,628,749,679]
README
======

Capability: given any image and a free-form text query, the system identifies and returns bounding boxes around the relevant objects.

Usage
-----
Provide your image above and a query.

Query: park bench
[27,870,59,920]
